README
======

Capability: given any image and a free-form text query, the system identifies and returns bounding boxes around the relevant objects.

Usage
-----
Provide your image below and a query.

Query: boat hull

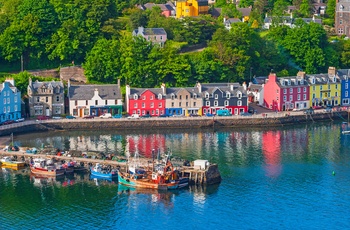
[117,171,179,190]
[30,166,65,177]
[0,161,26,169]
[90,168,118,179]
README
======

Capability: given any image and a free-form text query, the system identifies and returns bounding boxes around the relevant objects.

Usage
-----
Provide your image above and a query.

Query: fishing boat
[62,161,75,174]
[30,158,65,177]
[90,163,118,179]
[0,156,26,169]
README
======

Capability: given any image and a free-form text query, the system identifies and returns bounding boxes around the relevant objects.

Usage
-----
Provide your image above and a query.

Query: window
[215,94,218,99]
[298,88,301,93]
[214,101,218,106]
[206,101,210,106]
[158,103,162,108]
[277,96,279,101]
[225,100,229,106]
[186,102,188,107]
[297,94,300,100]
[86,100,88,105]
[238,100,242,106]
[142,96,146,100]
[303,94,306,100]
[142,103,145,108]
[238,93,242,98]
[133,94,138,100]
[171,102,174,107]
[205,93,209,99]
[105,100,108,105]
[226,93,230,98]
[179,102,182,107]
[151,102,154,108]
[95,100,98,105]
[37,97,40,103]
[46,97,48,103]
[56,96,60,102]
[283,96,286,101]
[276,89,279,93]
[284,89,287,94]
[289,95,293,101]
[346,91,349,97]
[158,94,162,99]
[171,94,175,100]
[193,94,197,99]
[340,19,343,25]
[335,92,338,97]
[289,88,293,93]
[75,100,78,106]
[180,95,182,100]
[304,87,306,92]
[320,86,323,90]
[3,98,5,104]
[193,102,196,107]
[346,83,349,89]
[186,95,188,100]
[14,105,17,111]
[150,95,153,100]
[14,97,17,103]
[7,98,10,104]
[134,103,138,108]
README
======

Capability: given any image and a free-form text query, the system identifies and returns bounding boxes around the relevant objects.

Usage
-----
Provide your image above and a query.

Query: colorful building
[198,82,248,115]
[164,84,202,116]
[0,78,21,122]
[264,72,310,111]
[68,81,123,117]
[125,86,166,116]
[176,0,209,18]
[306,67,341,108]
[336,68,350,106]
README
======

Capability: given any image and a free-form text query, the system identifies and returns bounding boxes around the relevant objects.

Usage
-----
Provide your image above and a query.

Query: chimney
[297,71,306,79]
[230,84,234,91]
[328,66,336,76]
[161,83,166,94]
[94,88,99,97]
[268,73,277,82]
[5,78,15,86]
[242,82,247,91]
[196,82,202,93]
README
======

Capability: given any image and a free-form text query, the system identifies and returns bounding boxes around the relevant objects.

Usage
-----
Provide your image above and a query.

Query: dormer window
[226,92,230,98]
[333,77,336,83]
[215,94,218,99]
[193,93,197,99]
[288,80,291,85]
[205,93,209,99]
[158,94,162,99]
[133,94,138,100]
[171,94,175,100]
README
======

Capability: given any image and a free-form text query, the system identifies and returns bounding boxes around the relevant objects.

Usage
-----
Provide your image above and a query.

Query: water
[1,122,350,229]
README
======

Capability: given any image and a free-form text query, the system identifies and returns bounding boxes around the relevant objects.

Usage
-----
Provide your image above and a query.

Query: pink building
[264,72,310,111]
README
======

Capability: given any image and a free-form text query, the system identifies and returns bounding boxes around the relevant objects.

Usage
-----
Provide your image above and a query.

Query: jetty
[0,150,221,185]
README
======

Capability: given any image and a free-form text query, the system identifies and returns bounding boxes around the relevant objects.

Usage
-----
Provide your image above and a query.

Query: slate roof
[164,87,200,99]
[275,76,309,88]
[237,7,252,17]
[129,88,164,97]
[68,84,122,100]
[200,83,246,96]
[29,80,64,94]
[0,81,18,93]
[337,69,350,79]
[133,27,167,36]
[306,73,340,84]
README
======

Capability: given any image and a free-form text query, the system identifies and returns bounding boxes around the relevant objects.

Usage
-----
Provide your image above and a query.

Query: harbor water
[1,122,350,229]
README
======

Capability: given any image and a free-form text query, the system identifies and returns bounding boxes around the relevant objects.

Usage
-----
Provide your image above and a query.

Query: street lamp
[250,67,253,83]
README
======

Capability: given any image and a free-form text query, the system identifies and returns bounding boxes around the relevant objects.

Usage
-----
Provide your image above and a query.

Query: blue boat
[90,163,118,179]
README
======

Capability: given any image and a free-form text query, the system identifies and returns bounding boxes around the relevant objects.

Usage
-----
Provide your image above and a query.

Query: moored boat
[0,156,26,169]
[30,158,65,177]
[90,163,118,179]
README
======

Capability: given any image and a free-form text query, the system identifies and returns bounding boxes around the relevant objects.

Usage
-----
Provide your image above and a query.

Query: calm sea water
[1,122,350,229]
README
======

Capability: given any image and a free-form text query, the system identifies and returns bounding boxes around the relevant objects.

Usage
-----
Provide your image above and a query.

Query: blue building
[0,79,21,122]
[337,69,350,106]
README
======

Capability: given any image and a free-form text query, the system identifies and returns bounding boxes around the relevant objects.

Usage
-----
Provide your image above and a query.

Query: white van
[99,113,112,118]
[127,114,140,119]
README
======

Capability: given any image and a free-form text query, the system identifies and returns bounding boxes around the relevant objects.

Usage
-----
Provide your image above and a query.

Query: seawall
[0,111,348,137]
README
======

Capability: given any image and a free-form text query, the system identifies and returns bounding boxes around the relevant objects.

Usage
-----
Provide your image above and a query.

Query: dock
[0,150,222,185]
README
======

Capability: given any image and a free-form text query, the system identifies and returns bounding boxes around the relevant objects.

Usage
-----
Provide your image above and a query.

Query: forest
[0,0,348,94]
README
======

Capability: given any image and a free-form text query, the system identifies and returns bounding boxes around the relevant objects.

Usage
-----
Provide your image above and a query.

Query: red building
[126,86,166,116]
[264,72,310,111]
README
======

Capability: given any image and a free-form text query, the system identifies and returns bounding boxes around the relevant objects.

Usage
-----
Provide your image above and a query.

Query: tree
[83,38,121,83]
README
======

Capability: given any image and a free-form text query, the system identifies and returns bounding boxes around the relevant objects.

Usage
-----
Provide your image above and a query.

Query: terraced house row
[264,67,350,111]
[1,66,350,122]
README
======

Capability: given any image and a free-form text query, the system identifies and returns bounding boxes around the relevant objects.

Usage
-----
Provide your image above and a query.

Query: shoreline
[0,110,348,137]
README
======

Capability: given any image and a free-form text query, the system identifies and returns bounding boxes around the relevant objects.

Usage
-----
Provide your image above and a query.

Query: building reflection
[262,131,282,178]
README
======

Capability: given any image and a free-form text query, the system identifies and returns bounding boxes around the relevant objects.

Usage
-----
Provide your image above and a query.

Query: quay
[0,150,222,185]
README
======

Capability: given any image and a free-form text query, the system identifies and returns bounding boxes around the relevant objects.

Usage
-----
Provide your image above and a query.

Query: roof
[29,80,64,94]
[237,7,252,17]
[133,27,167,36]
[68,84,122,100]
[210,8,222,18]
[129,87,164,97]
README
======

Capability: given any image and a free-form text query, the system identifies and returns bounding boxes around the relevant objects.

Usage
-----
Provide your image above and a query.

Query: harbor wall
[0,111,348,137]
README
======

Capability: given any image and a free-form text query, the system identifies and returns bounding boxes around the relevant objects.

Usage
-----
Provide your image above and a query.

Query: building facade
[335,0,350,37]
[337,68,350,106]
[264,72,310,111]
[132,27,167,47]
[176,0,209,18]
[0,79,21,122]
[68,82,122,117]
[126,86,166,116]
[27,78,65,117]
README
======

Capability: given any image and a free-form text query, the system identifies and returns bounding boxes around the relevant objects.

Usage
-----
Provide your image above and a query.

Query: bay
[1,121,350,229]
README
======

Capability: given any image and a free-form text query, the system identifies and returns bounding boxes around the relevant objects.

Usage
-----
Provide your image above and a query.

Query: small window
[46,97,48,103]
[86,100,88,105]
[206,101,210,106]
[95,100,98,105]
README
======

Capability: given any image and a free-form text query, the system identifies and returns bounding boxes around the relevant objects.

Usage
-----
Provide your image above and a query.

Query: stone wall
[0,111,348,137]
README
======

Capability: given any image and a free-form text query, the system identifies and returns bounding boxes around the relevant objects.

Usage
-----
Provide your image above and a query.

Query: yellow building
[176,0,209,18]
[306,67,341,107]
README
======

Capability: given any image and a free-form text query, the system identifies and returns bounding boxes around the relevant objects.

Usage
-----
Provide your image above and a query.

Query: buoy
[332,171,335,176]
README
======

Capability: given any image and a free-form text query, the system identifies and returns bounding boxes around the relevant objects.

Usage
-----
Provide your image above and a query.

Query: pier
[0,150,221,185]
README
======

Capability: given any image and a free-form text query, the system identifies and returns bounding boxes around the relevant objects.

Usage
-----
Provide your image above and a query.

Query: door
[46,108,50,116]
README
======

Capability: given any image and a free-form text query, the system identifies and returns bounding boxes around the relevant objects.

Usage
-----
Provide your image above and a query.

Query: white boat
[30,158,65,177]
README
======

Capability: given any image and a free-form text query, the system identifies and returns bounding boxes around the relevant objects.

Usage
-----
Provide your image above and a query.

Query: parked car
[324,107,333,113]
[304,108,314,115]
[205,113,215,117]
[66,115,76,119]
[140,114,152,118]
[216,109,231,116]
[3,120,15,125]
[159,114,171,118]
[240,112,253,116]
[52,116,62,120]
[189,114,201,117]
[83,115,95,119]
[127,114,140,119]
[312,105,323,110]
[15,118,25,122]
[112,114,123,119]
[37,115,50,120]
[99,113,112,118]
